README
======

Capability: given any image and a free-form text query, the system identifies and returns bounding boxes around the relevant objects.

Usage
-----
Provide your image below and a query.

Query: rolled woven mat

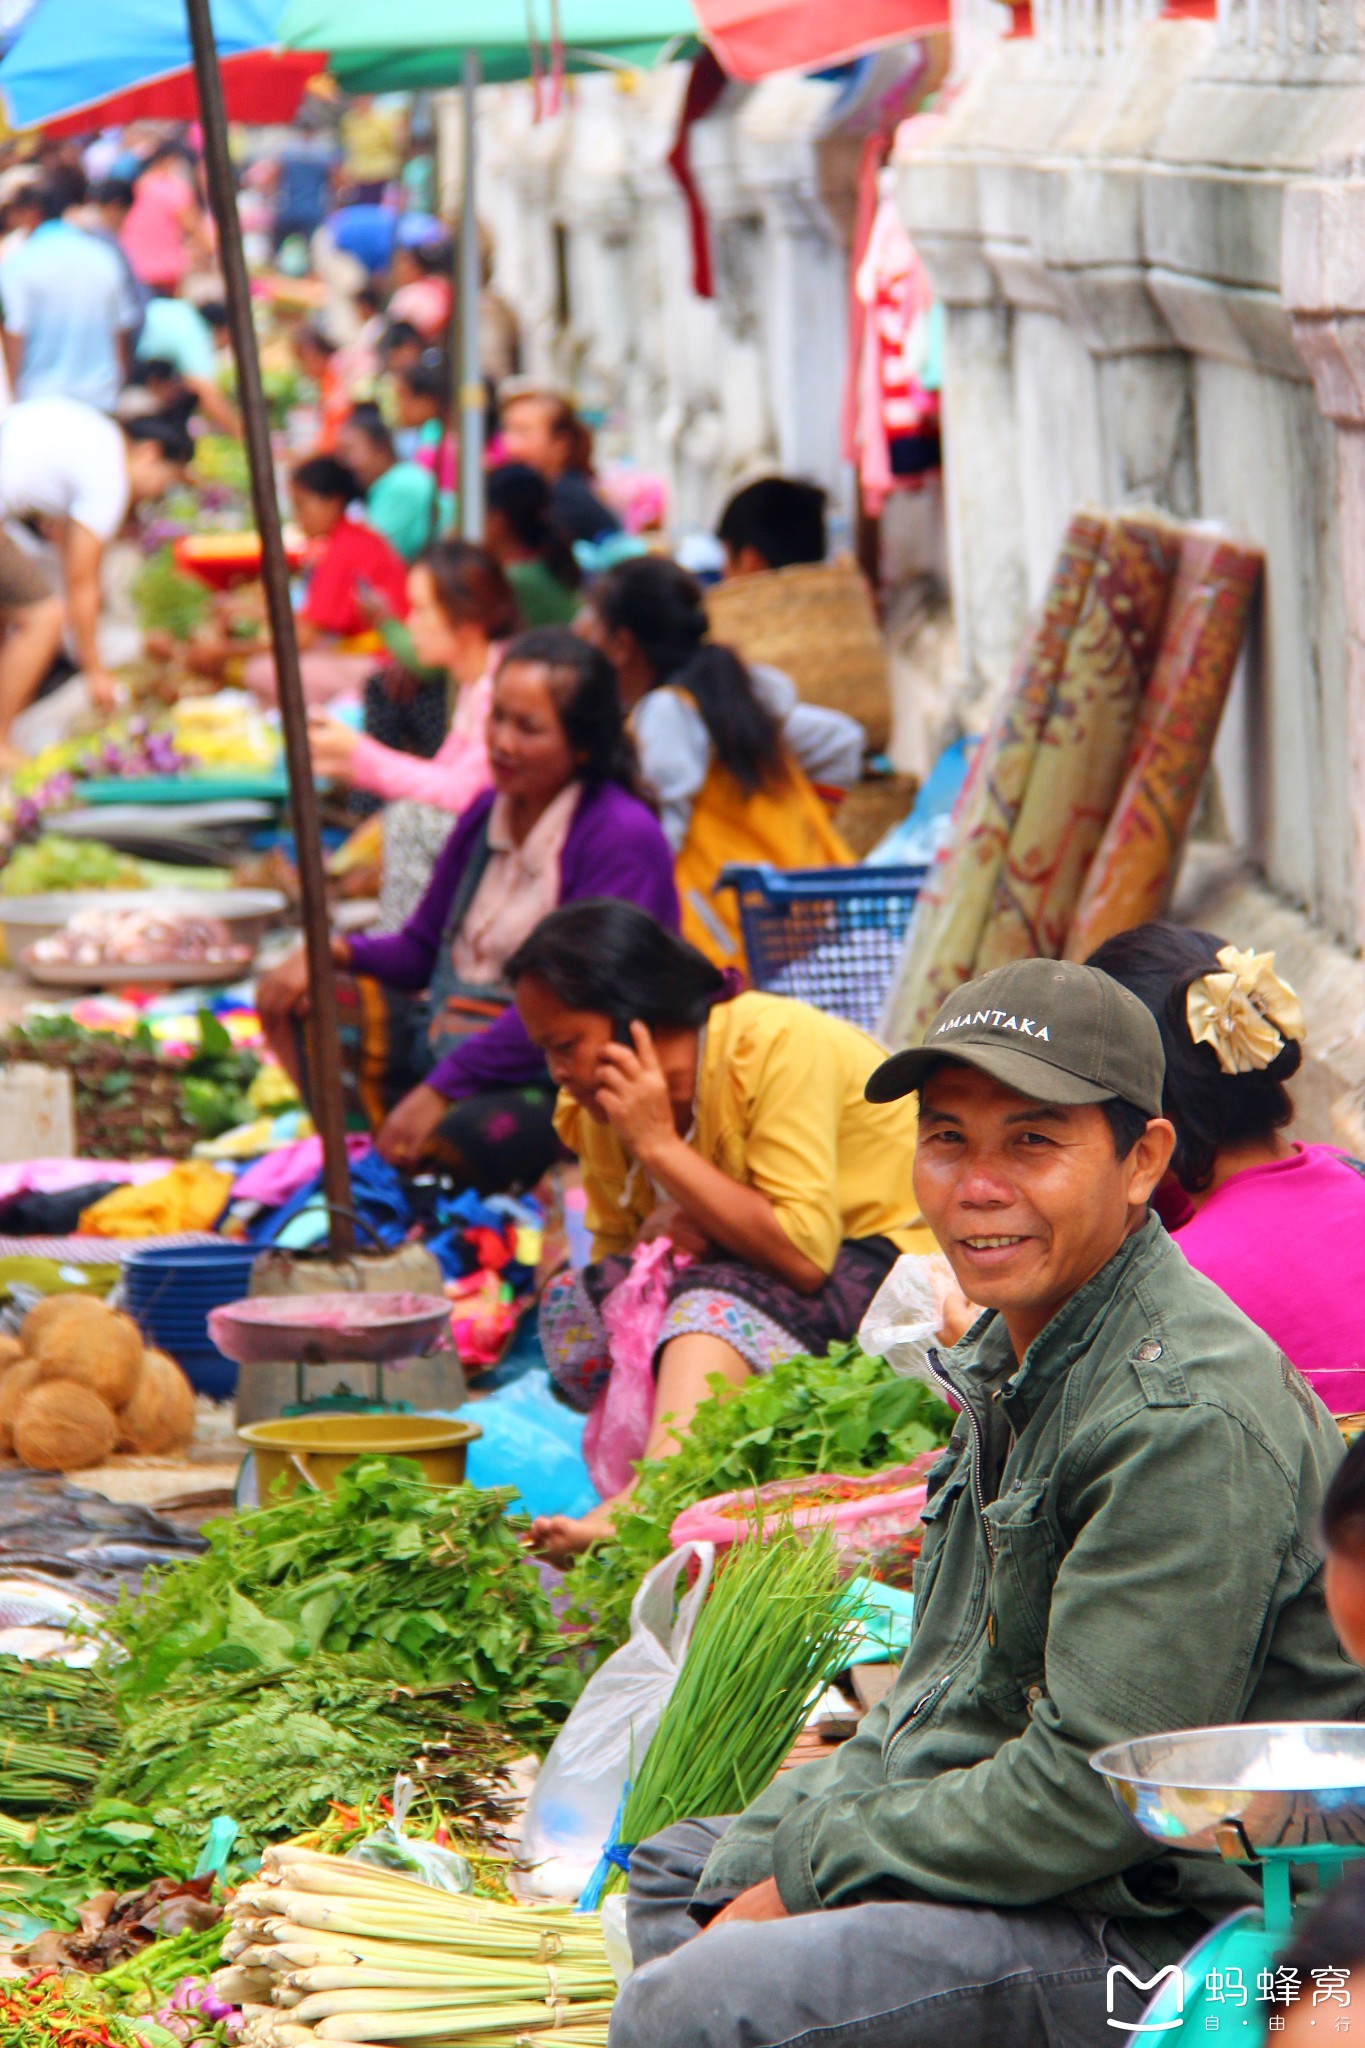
[975,508,1183,970]
[880,509,1105,1046]
[1063,529,1263,961]
[705,557,892,752]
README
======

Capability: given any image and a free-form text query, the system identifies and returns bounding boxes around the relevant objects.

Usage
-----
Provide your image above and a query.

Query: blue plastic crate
[717,863,927,1035]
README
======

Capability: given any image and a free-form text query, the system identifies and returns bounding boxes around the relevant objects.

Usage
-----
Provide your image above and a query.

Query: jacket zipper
[931,1352,997,1562]
[885,1355,998,1767]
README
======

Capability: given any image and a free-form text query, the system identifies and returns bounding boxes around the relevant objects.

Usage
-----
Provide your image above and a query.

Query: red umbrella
[695,0,948,78]
[39,49,325,137]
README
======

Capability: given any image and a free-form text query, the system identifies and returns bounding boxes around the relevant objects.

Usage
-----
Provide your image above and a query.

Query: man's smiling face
[912,1061,1174,1359]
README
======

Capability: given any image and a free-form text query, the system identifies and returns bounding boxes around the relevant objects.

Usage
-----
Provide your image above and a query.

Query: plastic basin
[209,1291,453,1367]
[239,1412,482,1496]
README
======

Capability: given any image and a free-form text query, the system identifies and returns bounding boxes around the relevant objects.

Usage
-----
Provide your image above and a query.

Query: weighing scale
[209,1290,454,1416]
[1093,1722,1365,2040]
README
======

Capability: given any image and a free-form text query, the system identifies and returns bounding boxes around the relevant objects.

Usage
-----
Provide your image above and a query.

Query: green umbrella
[279,0,698,90]
[280,0,698,534]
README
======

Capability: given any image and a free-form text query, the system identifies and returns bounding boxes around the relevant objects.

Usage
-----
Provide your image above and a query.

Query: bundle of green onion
[603,1522,859,1893]
[220,1844,616,2046]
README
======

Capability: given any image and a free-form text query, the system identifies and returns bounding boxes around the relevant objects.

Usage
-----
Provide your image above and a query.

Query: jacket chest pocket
[974,1479,1058,1707]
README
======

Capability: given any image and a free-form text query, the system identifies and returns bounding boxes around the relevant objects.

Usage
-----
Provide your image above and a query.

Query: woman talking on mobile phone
[507,898,940,1562]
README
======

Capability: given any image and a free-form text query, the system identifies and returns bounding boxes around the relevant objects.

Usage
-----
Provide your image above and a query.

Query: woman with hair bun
[1088,920,1365,1384]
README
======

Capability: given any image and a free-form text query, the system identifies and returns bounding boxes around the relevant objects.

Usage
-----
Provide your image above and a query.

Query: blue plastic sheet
[465,1361,598,1522]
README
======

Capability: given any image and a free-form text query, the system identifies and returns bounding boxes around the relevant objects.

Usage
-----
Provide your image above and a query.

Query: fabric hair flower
[1185,945,1307,1076]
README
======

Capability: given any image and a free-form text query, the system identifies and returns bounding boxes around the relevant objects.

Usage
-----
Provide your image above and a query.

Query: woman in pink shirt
[1089,921,1365,1393]
[120,147,204,293]
[308,540,519,812]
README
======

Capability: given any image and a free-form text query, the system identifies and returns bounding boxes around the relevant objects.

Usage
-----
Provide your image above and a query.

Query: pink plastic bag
[582,1238,688,1498]
[668,1454,941,1580]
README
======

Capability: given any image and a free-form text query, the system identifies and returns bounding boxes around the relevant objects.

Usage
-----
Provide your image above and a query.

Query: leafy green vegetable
[97,1658,521,1855]
[132,545,212,640]
[567,1344,953,1648]
[0,1801,201,1928]
[108,1457,581,1740]
[0,835,144,895]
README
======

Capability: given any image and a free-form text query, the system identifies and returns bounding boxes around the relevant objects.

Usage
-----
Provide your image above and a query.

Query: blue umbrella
[0,0,302,131]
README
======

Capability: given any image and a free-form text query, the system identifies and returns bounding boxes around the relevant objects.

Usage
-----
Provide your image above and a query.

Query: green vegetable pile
[0,835,145,895]
[110,1459,578,1736]
[98,1658,522,1852]
[0,1461,579,1923]
[568,1343,953,1648]
[132,546,212,641]
[0,1010,259,1154]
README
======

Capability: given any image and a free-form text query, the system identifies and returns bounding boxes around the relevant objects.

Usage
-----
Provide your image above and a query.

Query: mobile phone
[612,1017,637,1046]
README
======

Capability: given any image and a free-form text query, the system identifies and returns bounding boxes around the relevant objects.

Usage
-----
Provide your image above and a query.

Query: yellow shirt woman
[557,989,936,1269]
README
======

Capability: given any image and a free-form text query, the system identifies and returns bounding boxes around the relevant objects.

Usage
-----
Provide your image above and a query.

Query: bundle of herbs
[569,1344,952,1648]
[601,1522,859,1894]
[98,1660,523,1856]
[0,1657,119,1810]
[107,1460,579,1743]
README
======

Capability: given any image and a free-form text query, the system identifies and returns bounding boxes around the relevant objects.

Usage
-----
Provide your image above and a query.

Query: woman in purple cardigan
[257,628,679,1190]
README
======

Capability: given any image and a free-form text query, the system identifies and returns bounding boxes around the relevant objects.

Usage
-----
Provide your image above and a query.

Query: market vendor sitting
[256,629,677,1194]
[510,901,942,1565]
[606,957,1364,2048]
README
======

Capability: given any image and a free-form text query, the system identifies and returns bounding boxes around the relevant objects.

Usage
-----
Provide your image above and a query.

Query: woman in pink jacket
[308,541,519,813]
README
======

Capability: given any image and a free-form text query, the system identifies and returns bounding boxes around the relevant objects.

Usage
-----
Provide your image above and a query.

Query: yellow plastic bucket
[239,1413,483,1497]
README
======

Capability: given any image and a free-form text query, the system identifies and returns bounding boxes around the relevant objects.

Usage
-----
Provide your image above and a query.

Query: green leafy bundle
[605,1523,858,1891]
[98,1658,522,1854]
[0,1660,119,1810]
[109,1458,581,1742]
[568,1344,952,1648]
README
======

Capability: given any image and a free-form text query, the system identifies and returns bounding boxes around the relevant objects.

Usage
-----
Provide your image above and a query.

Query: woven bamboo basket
[705,558,891,752]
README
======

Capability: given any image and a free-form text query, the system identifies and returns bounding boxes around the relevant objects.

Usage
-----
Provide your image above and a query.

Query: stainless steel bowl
[0,888,287,960]
[1091,1723,1365,1856]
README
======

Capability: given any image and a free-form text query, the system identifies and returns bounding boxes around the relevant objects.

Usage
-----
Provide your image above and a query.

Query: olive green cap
[867,959,1165,1118]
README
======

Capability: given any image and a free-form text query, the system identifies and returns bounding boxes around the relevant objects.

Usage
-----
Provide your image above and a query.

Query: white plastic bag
[517,1542,715,1901]
[858,1252,957,1388]
[347,1774,474,1892]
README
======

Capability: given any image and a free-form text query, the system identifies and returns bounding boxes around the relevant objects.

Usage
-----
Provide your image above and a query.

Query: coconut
[21,1292,91,1353]
[0,1335,24,1374]
[14,1380,118,1473]
[0,1358,40,1453]
[30,1298,142,1408]
[116,1348,197,1456]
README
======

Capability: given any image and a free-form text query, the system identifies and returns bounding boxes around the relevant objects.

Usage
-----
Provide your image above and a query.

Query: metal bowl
[1092,1723,1365,1856]
[208,1292,453,1368]
[0,887,287,958]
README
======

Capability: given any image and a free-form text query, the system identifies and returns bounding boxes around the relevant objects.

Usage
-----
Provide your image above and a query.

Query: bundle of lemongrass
[217,1842,616,2047]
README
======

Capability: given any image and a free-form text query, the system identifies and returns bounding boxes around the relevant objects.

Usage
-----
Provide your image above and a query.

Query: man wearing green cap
[608,959,1364,2048]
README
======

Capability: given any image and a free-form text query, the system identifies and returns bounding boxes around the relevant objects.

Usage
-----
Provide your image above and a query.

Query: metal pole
[458,51,485,539]
[184,0,353,1254]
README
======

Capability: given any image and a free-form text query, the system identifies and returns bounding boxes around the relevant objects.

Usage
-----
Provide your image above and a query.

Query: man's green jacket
[700,1218,1365,1963]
